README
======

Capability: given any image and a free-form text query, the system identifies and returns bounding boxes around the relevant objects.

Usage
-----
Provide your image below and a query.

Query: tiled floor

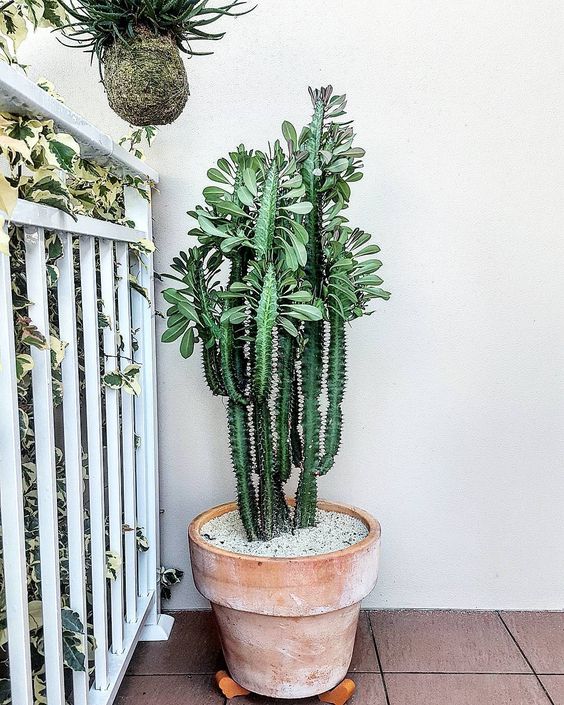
[117,610,563,705]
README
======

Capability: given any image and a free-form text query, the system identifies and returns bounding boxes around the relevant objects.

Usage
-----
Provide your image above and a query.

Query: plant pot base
[215,670,250,698]
[213,602,360,699]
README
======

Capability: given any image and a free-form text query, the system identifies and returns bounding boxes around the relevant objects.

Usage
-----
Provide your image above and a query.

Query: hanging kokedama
[59,0,253,126]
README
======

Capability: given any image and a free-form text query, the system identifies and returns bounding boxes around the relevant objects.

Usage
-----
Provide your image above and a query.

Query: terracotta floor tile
[127,611,225,675]
[500,611,564,674]
[349,612,380,673]
[539,675,564,705]
[230,673,387,705]
[116,675,224,704]
[370,610,530,674]
[384,673,551,705]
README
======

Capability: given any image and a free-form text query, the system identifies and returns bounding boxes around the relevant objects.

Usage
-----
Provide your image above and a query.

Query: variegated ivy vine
[0,0,67,66]
[0,28,183,704]
[0,88,154,254]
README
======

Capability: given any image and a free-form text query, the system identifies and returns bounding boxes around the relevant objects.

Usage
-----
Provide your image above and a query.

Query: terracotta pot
[188,500,381,699]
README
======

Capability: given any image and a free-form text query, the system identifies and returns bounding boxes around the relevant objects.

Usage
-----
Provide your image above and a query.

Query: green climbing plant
[163,87,390,540]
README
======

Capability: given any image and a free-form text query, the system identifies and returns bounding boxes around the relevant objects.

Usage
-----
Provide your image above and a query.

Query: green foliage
[158,566,184,601]
[163,86,390,539]
[0,100,183,702]
[59,0,253,62]
[0,0,66,65]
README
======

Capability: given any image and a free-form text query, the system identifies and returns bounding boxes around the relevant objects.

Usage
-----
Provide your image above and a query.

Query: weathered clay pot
[188,500,381,699]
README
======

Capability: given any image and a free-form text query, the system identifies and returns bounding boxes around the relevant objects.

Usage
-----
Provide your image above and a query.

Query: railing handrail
[0,62,159,183]
[8,199,148,242]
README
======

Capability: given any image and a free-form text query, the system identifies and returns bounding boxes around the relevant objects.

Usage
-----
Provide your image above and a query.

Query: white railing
[0,65,171,705]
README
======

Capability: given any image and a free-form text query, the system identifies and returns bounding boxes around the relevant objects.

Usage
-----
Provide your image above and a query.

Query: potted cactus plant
[163,86,390,699]
[59,0,252,126]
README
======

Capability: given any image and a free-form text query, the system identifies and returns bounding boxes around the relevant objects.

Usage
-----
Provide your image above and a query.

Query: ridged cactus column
[294,88,327,528]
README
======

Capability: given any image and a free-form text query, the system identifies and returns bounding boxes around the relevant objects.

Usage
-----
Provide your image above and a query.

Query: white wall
[25,0,564,610]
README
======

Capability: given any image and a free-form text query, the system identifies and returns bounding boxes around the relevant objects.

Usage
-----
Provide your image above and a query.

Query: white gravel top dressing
[200,508,368,557]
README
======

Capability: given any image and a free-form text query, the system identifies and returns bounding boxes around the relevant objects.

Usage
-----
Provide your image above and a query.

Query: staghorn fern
[163,88,390,540]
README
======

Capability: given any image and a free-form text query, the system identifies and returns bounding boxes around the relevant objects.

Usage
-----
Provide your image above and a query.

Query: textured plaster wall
[25,0,564,609]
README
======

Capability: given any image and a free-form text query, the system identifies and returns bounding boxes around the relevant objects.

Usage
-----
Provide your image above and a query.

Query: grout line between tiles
[538,674,564,677]
[366,614,391,705]
[496,611,555,705]
[377,671,557,676]
[127,671,220,676]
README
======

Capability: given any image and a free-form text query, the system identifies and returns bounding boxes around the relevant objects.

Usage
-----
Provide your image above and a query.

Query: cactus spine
[164,88,390,541]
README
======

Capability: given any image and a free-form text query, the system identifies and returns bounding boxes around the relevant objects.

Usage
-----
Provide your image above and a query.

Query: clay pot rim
[188,499,381,564]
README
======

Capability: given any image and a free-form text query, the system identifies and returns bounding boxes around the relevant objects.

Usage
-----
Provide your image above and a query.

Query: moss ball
[103,31,189,126]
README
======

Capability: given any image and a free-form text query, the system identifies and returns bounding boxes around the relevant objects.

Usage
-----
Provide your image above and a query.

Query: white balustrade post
[124,186,173,640]
[24,226,66,704]
[57,232,89,705]
[79,235,109,689]
[0,241,34,705]
[116,242,138,624]
[100,239,125,654]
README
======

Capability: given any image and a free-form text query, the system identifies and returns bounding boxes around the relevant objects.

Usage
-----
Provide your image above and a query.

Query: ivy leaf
[122,363,142,395]
[130,238,155,255]
[136,527,150,552]
[62,631,85,671]
[0,678,10,705]
[0,172,17,215]
[47,134,80,171]
[28,600,43,631]
[47,233,64,260]
[15,353,34,381]
[61,608,83,633]
[40,0,68,28]
[0,226,8,257]
[52,377,64,406]
[19,316,48,349]
[128,274,149,301]
[102,370,123,390]
[105,551,121,580]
